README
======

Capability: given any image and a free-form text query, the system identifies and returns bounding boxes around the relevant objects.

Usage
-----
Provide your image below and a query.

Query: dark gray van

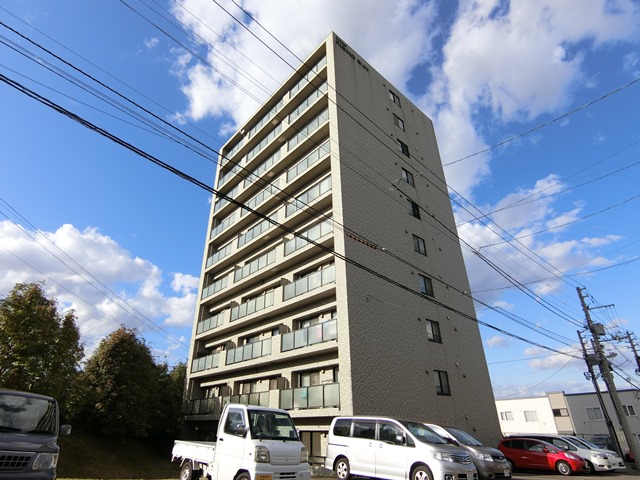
[0,390,71,479]
[425,423,511,480]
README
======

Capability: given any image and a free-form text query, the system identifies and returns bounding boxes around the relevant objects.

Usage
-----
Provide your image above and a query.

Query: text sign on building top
[335,36,369,73]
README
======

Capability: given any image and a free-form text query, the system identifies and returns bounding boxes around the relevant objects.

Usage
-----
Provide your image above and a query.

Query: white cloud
[487,335,510,348]
[0,221,197,361]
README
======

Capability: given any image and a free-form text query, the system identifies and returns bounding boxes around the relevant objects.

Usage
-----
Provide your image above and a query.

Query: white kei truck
[171,403,311,480]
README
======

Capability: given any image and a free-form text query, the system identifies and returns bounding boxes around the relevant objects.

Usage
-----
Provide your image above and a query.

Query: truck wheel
[334,457,351,480]
[180,462,195,480]
[236,473,251,480]
[411,465,433,480]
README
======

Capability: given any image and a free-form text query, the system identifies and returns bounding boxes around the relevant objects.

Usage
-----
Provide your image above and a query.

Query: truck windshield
[248,409,299,440]
[445,426,483,446]
[399,420,447,444]
[0,393,57,435]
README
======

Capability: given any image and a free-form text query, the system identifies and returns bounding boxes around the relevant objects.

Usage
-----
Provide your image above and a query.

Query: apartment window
[402,168,414,186]
[397,139,409,157]
[623,405,637,416]
[500,411,514,421]
[552,408,569,417]
[524,410,538,422]
[393,114,405,131]
[426,320,441,343]
[407,199,420,218]
[434,370,450,395]
[299,371,321,387]
[413,234,427,255]
[419,274,434,297]
[586,406,604,421]
[389,89,401,106]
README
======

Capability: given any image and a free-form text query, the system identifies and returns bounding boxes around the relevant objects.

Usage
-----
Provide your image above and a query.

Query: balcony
[191,352,220,373]
[184,391,270,416]
[196,310,225,335]
[283,264,335,301]
[282,319,337,352]
[226,338,272,365]
[230,289,275,321]
[279,382,340,410]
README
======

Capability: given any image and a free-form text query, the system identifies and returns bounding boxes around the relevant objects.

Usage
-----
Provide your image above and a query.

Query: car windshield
[567,437,598,450]
[400,420,447,444]
[445,426,483,446]
[0,393,57,435]
[248,409,299,441]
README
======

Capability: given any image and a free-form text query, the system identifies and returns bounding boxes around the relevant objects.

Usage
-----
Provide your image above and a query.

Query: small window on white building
[623,405,637,416]
[500,411,514,421]
[524,410,538,422]
[586,406,604,421]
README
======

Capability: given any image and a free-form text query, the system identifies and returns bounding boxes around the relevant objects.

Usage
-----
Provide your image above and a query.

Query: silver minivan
[325,416,478,480]
[425,423,511,480]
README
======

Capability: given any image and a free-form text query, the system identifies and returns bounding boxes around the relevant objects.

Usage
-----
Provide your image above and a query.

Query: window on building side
[397,139,409,157]
[413,234,427,255]
[419,274,434,297]
[389,90,401,106]
[434,370,450,395]
[586,406,604,421]
[552,408,569,417]
[394,114,405,131]
[524,410,538,422]
[500,411,514,421]
[623,405,637,416]
[426,320,441,343]
[408,199,420,218]
[402,168,415,186]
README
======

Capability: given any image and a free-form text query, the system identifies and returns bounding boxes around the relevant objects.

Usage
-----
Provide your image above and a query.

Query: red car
[498,437,590,476]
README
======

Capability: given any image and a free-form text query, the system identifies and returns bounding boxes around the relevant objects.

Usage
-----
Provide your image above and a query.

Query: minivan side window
[353,420,376,439]
[380,422,405,446]
[333,418,351,437]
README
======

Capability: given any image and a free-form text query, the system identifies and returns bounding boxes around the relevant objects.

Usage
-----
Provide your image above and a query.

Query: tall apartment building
[184,32,502,458]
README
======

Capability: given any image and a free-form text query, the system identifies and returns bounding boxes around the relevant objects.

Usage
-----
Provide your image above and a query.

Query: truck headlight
[434,451,454,462]
[475,452,493,462]
[32,453,57,470]
[255,446,270,463]
[300,446,308,462]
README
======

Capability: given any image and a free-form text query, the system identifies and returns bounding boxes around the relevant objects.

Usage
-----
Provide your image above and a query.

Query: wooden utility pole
[577,287,640,467]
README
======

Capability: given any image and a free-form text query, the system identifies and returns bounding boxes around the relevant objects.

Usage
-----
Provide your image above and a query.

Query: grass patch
[57,432,180,479]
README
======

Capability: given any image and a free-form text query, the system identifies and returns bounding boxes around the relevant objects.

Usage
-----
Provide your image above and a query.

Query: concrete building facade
[183,32,501,459]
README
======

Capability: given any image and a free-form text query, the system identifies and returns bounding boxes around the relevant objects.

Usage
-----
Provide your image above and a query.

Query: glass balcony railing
[206,242,233,268]
[281,319,337,352]
[226,338,272,365]
[184,397,222,416]
[279,382,340,410]
[201,275,228,300]
[283,264,335,301]
[285,176,331,217]
[222,392,270,408]
[210,212,235,239]
[284,217,333,256]
[196,310,225,335]
[191,352,220,373]
[287,139,330,183]
[230,290,275,321]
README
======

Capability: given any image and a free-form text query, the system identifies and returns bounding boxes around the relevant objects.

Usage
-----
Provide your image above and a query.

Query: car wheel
[411,464,433,480]
[334,457,351,480]
[180,462,195,480]
[556,460,573,476]
[236,473,251,480]
[585,461,596,474]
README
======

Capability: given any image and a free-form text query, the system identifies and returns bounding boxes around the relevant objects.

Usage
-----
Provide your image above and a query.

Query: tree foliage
[83,326,184,438]
[0,282,83,415]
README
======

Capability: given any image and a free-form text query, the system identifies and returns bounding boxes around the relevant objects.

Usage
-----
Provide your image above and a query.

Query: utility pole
[577,330,623,455]
[577,287,640,467]
[627,332,640,374]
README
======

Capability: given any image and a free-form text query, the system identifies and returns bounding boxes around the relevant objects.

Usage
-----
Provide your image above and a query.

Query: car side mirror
[395,434,406,445]
[59,425,72,437]
[542,447,549,453]
[235,423,247,436]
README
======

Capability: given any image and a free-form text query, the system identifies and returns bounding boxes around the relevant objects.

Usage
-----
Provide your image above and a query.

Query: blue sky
[1,0,639,398]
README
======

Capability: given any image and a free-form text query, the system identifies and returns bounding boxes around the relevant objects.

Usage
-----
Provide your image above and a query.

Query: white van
[325,416,478,480]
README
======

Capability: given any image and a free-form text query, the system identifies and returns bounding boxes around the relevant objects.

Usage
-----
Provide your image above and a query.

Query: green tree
[83,326,164,437]
[148,362,186,442]
[0,281,83,413]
